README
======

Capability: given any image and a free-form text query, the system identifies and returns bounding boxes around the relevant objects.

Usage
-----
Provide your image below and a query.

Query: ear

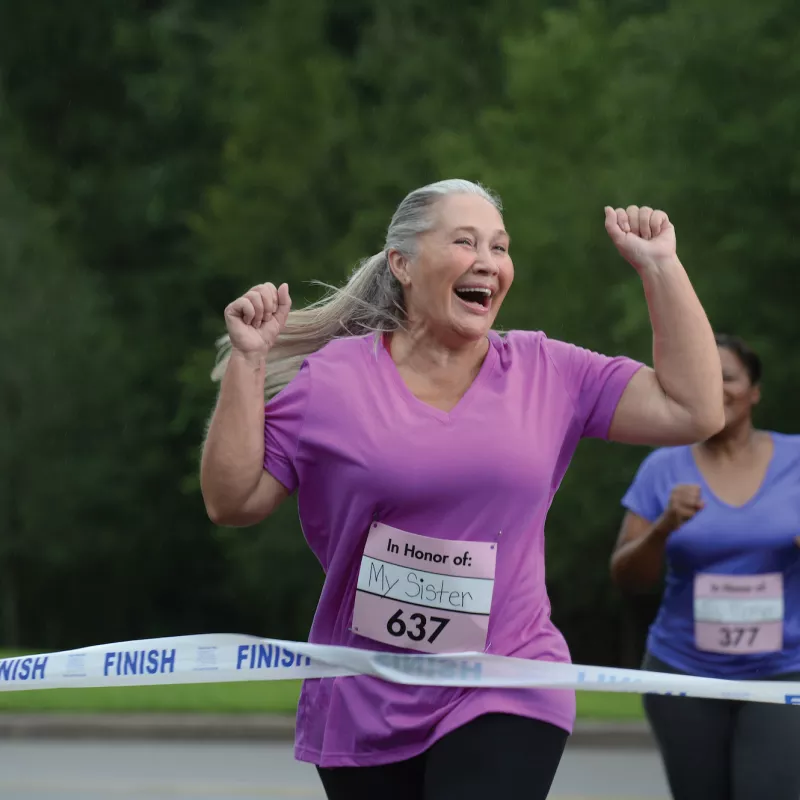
[751,384,762,406]
[387,249,411,287]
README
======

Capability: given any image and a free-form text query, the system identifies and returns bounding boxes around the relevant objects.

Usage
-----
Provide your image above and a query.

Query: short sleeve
[543,336,644,439]
[263,362,311,493]
[621,450,666,523]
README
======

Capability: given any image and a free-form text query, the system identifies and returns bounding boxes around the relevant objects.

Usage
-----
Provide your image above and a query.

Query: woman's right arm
[610,484,703,592]
[201,351,289,526]
[200,282,292,527]
[610,511,678,592]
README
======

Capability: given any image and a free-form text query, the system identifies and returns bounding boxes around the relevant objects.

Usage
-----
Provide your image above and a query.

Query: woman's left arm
[604,206,725,447]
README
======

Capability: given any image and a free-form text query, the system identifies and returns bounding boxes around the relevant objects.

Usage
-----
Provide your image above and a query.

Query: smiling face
[719,345,760,430]
[387,193,513,344]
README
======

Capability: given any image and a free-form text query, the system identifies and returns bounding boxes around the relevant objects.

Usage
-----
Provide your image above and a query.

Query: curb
[0,713,654,747]
[570,721,655,749]
[0,713,296,742]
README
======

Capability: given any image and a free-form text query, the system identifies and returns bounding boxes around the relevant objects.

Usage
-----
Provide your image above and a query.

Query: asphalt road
[0,740,671,799]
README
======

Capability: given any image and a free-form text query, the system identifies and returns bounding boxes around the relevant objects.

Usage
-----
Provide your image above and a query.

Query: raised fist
[604,205,676,273]
[663,484,704,532]
[224,282,291,357]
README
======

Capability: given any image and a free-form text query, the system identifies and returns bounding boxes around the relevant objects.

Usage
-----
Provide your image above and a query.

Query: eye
[455,238,474,246]
[493,244,508,253]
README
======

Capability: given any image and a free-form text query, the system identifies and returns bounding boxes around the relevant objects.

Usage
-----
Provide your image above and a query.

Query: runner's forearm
[200,350,267,520]
[640,257,724,438]
[610,514,676,592]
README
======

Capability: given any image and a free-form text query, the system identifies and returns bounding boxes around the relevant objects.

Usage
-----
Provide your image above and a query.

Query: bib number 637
[386,609,450,644]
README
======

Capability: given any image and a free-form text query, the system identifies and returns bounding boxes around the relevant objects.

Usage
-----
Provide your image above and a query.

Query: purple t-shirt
[264,329,641,767]
[622,433,800,679]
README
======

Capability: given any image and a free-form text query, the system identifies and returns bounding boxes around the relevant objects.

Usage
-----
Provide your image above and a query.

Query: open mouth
[453,287,493,311]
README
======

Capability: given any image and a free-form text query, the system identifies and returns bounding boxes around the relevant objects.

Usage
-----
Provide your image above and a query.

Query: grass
[575,691,644,721]
[0,650,644,720]
[0,681,303,714]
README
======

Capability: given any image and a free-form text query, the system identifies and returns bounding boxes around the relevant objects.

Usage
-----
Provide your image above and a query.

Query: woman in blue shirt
[611,334,800,800]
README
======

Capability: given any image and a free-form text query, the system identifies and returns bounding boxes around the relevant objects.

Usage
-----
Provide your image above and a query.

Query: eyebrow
[450,225,511,242]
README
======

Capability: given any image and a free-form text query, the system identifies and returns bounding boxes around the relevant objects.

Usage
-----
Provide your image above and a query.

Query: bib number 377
[351,523,497,654]
[694,573,784,655]
[717,626,759,649]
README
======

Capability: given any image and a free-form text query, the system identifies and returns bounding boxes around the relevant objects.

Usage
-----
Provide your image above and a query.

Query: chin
[449,319,492,342]
[707,425,730,442]
[708,413,740,440]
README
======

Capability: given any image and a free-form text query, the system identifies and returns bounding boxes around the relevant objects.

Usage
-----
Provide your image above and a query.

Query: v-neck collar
[685,433,778,511]
[377,331,499,423]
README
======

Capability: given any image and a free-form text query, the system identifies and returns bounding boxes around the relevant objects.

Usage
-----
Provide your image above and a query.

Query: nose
[474,243,500,275]
[722,385,734,403]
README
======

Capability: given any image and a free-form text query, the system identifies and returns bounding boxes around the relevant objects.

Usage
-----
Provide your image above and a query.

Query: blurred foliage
[0,0,798,665]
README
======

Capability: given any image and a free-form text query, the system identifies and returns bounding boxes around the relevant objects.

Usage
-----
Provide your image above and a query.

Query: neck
[700,418,756,460]
[388,325,489,376]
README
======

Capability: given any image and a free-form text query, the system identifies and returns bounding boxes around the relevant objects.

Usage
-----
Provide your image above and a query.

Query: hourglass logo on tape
[194,646,219,672]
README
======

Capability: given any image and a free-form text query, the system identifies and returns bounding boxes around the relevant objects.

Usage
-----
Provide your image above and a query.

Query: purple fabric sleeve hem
[264,457,298,494]
[596,360,645,440]
[620,501,657,525]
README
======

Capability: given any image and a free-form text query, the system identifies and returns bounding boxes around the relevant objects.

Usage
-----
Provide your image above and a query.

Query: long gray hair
[211,178,502,398]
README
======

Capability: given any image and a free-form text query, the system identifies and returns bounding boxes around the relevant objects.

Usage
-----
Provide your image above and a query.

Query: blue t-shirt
[621,432,800,679]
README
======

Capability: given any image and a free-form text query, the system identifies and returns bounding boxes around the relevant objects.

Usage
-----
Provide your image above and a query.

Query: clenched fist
[224,282,291,357]
[663,484,704,532]
[604,205,676,274]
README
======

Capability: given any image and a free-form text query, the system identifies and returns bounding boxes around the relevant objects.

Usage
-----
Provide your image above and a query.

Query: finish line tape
[3,634,800,706]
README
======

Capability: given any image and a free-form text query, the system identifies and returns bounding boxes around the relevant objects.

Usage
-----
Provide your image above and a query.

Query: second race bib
[694,572,784,654]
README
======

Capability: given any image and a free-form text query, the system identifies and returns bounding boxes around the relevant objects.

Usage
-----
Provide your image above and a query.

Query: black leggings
[316,712,568,800]
[642,652,800,800]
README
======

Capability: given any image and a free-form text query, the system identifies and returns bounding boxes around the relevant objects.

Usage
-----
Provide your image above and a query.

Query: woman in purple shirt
[201,179,723,800]
[612,334,800,800]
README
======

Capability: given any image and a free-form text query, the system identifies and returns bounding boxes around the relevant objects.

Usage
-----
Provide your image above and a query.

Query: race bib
[351,522,497,654]
[694,573,784,654]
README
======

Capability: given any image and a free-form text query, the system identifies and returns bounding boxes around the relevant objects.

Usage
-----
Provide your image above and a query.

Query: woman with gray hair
[200,179,724,799]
